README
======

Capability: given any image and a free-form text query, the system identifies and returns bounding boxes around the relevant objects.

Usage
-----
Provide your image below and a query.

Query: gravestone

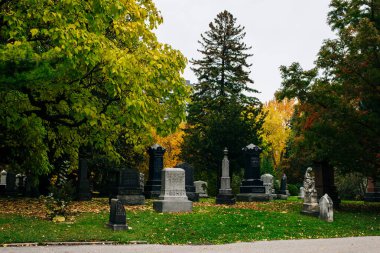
[301,167,319,216]
[194,181,208,198]
[5,172,17,197]
[261,174,276,199]
[278,173,288,200]
[216,148,236,205]
[364,177,380,202]
[144,144,166,199]
[319,194,333,222]
[175,163,199,202]
[15,174,26,195]
[237,144,271,201]
[77,158,92,201]
[0,170,6,195]
[117,167,145,205]
[153,168,192,213]
[107,199,128,230]
[298,187,305,199]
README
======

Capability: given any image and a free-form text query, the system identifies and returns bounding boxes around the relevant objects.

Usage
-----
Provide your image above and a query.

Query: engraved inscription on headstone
[107,199,128,231]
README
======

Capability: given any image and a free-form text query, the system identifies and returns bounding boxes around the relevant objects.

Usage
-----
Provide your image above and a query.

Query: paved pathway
[1,236,379,253]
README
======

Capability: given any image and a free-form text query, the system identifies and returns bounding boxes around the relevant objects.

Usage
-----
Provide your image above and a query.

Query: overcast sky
[153,0,336,102]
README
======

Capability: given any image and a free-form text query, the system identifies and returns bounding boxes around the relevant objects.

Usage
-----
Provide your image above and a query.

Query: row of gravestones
[0,170,27,197]
[215,144,291,204]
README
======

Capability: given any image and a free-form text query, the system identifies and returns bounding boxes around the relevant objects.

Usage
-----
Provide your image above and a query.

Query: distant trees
[181,10,264,193]
[276,0,380,178]
[0,0,189,181]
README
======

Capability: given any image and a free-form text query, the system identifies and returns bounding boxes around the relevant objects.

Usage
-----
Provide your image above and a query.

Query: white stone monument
[301,167,319,216]
[153,168,192,213]
[261,174,274,195]
[319,194,333,222]
[194,180,208,198]
[0,170,6,186]
[298,186,305,199]
[216,148,236,204]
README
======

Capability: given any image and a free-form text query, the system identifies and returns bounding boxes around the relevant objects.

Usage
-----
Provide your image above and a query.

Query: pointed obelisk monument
[216,148,236,205]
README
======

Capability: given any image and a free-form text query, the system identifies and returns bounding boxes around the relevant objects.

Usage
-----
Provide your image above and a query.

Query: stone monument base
[216,194,236,205]
[186,192,200,202]
[301,203,320,216]
[106,223,128,231]
[117,194,145,205]
[153,199,192,213]
[236,193,272,202]
[277,194,288,200]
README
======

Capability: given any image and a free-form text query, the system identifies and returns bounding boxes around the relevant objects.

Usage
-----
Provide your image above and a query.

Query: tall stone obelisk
[216,148,236,205]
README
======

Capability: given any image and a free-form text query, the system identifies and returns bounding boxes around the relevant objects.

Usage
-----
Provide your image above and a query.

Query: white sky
[153,0,336,102]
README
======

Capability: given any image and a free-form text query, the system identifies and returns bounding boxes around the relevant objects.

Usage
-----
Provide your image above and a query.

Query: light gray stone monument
[0,170,6,186]
[319,194,333,222]
[301,167,319,216]
[261,174,273,195]
[194,180,208,198]
[216,148,236,205]
[153,168,192,213]
[298,186,305,199]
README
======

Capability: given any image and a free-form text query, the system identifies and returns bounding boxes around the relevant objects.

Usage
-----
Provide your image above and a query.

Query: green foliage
[40,181,75,220]
[287,184,299,196]
[182,10,264,187]
[0,0,189,176]
[335,172,367,200]
[276,0,380,177]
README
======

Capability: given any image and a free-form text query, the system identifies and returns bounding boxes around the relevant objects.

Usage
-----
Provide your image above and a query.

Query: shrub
[287,184,298,196]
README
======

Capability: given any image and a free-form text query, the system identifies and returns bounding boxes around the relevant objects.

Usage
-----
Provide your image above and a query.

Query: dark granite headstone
[144,144,166,199]
[237,144,270,201]
[107,199,128,230]
[117,167,145,205]
[77,158,92,201]
[175,163,199,202]
[280,173,287,194]
[5,172,17,197]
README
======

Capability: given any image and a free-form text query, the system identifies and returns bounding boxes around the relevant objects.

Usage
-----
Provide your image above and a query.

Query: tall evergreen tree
[182,11,264,195]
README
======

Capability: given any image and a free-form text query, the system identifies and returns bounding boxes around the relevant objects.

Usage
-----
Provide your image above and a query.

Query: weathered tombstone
[77,158,92,201]
[107,199,128,230]
[144,144,166,199]
[301,167,319,216]
[277,173,288,200]
[364,177,380,202]
[216,148,236,205]
[298,186,305,199]
[261,174,276,199]
[153,168,192,213]
[0,170,6,195]
[117,167,145,205]
[175,163,199,202]
[5,172,17,197]
[319,194,333,222]
[194,180,208,198]
[237,144,271,201]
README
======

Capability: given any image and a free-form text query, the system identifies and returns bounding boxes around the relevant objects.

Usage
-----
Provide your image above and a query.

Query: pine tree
[182,11,264,195]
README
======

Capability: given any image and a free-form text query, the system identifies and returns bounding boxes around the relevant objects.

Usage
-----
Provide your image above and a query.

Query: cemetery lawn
[0,197,379,245]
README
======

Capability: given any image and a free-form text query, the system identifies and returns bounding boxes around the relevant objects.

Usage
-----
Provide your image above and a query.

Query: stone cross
[153,168,192,213]
[107,199,128,230]
[319,194,333,222]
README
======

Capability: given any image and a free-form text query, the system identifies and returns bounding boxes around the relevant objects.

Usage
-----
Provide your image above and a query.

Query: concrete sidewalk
[1,236,379,253]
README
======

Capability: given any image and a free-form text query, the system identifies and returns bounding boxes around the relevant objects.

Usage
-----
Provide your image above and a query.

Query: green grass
[0,198,379,245]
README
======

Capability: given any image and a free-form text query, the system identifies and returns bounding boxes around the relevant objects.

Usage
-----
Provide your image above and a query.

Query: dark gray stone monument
[5,171,17,197]
[277,173,288,200]
[77,158,92,201]
[107,199,128,230]
[216,148,236,205]
[237,144,271,202]
[117,167,145,205]
[175,163,199,202]
[144,144,166,199]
